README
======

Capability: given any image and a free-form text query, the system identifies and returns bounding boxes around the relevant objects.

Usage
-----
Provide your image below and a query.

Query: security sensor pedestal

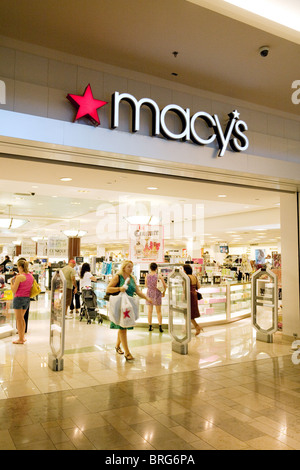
[168,268,191,355]
[48,270,66,371]
[251,267,278,343]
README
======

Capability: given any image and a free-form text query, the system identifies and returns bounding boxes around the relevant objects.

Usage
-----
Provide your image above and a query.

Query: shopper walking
[11,259,34,344]
[145,262,166,332]
[106,260,152,361]
[62,259,78,318]
[183,264,203,336]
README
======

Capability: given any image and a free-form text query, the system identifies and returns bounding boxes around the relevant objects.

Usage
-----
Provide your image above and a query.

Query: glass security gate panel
[168,268,191,353]
[49,270,66,370]
[252,268,278,342]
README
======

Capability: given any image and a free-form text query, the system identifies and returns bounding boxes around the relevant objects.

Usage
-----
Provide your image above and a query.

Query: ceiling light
[0,218,28,229]
[224,0,300,33]
[147,187,158,190]
[218,194,227,198]
[62,230,87,237]
[60,177,72,182]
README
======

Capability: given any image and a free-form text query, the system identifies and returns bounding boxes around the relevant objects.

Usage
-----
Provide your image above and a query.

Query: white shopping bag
[119,293,139,328]
[108,293,122,325]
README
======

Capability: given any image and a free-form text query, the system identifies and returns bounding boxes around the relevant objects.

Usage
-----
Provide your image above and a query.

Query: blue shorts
[13,297,30,310]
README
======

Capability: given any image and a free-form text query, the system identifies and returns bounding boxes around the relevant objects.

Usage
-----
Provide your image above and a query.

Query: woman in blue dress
[106,260,152,361]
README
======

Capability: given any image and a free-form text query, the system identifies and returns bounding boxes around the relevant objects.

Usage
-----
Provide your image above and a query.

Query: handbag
[197,291,202,301]
[156,277,165,293]
[30,279,41,298]
[104,275,119,301]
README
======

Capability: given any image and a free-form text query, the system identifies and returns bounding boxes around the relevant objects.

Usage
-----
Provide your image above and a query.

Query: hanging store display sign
[21,240,36,256]
[67,86,249,157]
[47,236,68,258]
[129,225,164,263]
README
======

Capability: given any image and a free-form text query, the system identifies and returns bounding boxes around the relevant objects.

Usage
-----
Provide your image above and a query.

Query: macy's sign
[67,85,249,157]
[112,92,249,157]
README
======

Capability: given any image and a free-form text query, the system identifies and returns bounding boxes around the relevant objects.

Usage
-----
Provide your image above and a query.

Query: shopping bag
[108,292,123,325]
[30,279,41,298]
[156,277,165,293]
[119,293,139,328]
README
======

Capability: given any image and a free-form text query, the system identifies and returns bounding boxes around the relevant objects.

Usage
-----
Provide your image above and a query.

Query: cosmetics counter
[91,262,251,327]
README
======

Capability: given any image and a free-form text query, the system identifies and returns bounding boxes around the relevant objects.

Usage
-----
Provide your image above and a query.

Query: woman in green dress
[106,260,152,361]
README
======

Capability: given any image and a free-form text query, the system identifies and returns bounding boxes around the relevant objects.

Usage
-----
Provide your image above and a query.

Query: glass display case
[198,285,227,323]
[0,286,15,339]
[229,283,252,319]
[92,274,251,328]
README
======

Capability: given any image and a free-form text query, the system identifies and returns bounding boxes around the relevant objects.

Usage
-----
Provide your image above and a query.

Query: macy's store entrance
[0,154,298,338]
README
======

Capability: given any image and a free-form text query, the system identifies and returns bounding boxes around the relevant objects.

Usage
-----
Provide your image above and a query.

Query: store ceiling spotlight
[62,229,87,237]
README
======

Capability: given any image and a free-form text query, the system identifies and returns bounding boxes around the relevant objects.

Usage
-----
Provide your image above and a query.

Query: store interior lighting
[62,230,87,237]
[223,0,300,32]
[0,218,28,229]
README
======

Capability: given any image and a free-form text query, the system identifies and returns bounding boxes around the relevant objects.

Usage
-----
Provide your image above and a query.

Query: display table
[92,278,251,328]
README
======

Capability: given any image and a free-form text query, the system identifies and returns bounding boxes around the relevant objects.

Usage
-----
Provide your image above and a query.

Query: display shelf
[229,283,251,317]
[198,285,227,323]
[91,276,252,328]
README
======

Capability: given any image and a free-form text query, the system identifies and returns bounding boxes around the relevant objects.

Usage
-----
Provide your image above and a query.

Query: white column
[280,193,300,338]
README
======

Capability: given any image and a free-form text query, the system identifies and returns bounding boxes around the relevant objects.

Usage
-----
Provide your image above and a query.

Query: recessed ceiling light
[218,194,227,198]
[147,187,158,190]
[60,177,72,182]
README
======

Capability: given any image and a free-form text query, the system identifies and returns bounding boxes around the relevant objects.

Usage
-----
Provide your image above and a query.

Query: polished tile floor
[0,294,299,450]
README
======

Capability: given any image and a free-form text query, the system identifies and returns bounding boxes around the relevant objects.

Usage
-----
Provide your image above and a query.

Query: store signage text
[67,85,249,157]
[111,92,248,157]
[0,80,6,105]
[291,80,300,105]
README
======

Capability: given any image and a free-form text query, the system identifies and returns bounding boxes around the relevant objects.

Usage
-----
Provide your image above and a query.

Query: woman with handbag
[183,264,203,336]
[145,262,166,333]
[106,260,152,361]
[11,259,34,344]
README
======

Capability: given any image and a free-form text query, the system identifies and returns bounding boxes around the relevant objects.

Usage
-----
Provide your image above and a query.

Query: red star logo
[123,309,131,319]
[67,84,107,126]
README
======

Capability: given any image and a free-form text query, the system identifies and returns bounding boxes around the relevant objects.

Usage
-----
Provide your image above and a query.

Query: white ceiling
[0,0,299,115]
[0,158,281,250]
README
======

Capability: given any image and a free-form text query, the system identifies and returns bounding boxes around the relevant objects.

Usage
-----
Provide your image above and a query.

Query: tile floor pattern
[0,295,299,450]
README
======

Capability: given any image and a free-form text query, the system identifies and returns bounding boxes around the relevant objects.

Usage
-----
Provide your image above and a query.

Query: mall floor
[0,294,299,450]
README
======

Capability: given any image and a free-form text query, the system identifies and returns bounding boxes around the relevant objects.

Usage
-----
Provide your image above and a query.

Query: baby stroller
[80,287,103,324]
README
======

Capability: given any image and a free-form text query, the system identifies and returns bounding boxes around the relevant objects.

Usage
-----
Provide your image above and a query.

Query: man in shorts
[62,259,78,318]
